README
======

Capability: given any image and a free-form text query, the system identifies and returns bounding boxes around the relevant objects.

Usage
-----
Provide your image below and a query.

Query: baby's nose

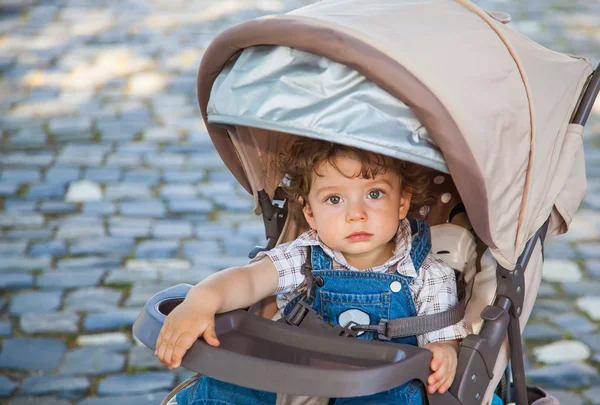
[346,203,367,222]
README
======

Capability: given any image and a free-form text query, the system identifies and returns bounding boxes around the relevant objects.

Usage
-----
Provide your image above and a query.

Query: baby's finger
[163,334,179,369]
[171,332,196,368]
[155,332,171,365]
[203,324,220,347]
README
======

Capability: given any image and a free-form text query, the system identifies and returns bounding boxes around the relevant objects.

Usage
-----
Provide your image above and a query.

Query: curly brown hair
[278,137,433,212]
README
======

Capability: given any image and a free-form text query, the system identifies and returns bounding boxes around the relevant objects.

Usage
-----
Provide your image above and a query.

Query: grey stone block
[195,223,235,239]
[105,153,142,167]
[97,372,175,396]
[59,347,125,376]
[586,259,600,278]
[561,282,600,296]
[3,200,37,212]
[188,153,226,169]
[1,152,54,166]
[20,312,79,333]
[55,223,106,239]
[576,243,600,258]
[30,240,67,257]
[584,387,600,405]
[0,213,44,227]
[25,183,65,200]
[45,166,81,184]
[83,201,116,215]
[39,201,77,214]
[163,170,204,183]
[6,229,53,240]
[136,240,178,259]
[84,167,122,183]
[0,256,52,273]
[128,345,166,370]
[70,237,135,256]
[0,168,41,183]
[105,184,152,200]
[0,273,34,289]
[104,268,159,284]
[9,290,63,315]
[121,200,166,217]
[117,142,158,155]
[77,391,170,405]
[159,268,213,285]
[124,169,160,185]
[144,153,186,169]
[223,237,258,257]
[531,300,572,318]
[152,221,193,238]
[125,283,176,307]
[49,117,92,135]
[580,334,600,351]
[0,375,18,397]
[17,375,89,399]
[168,199,213,214]
[64,287,123,312]
[37,269,105,289]
[59,145,110,166]
[83,309,140,332]
[190,256,250,271]
[56,256,121,271]
[182,240,221,258]
[160,184,197,199]
[0,183,18,196]
[0,321,12,337]
[0,338,66,370]
[528,362,600,389]
[9,397,71,405]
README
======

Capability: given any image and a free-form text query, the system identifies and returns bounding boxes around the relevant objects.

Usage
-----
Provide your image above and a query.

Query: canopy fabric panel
[207,45,448,174]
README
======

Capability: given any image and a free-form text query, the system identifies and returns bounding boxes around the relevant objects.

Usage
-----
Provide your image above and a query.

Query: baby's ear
[302,202,317,230]
[399,188,413,219]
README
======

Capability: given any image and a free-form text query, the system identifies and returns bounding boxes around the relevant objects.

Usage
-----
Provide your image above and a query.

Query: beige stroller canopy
[197,0,593,270]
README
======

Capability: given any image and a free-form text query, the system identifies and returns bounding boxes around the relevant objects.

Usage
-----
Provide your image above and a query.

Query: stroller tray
[133,284,435,398]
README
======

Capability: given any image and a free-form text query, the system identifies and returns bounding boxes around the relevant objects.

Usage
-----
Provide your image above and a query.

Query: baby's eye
[326,195,342,205]
[368,189,384,199]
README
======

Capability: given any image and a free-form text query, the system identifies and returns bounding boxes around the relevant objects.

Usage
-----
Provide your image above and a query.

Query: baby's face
[303,156,411,269]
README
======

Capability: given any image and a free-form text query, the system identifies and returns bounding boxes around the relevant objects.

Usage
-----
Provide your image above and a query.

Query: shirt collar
[296,218,417,277]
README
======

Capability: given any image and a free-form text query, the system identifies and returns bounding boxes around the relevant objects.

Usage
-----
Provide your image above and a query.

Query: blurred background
[0,0,599,404]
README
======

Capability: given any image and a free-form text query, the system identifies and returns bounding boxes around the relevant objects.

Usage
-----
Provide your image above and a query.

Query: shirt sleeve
[412,254,470,347]
[249,240,308,295]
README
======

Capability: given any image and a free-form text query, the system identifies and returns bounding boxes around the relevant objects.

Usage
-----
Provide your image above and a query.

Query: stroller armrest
[133,284,460,403]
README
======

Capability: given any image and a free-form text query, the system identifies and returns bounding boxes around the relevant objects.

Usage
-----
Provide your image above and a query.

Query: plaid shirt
[252,219,469,346]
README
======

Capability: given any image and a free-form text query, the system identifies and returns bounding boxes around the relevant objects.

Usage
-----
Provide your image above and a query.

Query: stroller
[133,0,600,404]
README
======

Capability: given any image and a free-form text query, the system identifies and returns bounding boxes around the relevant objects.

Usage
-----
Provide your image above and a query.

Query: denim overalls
[177,220,431,405]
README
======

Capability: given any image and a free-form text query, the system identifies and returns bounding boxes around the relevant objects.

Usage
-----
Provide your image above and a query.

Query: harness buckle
[348,319,391,341]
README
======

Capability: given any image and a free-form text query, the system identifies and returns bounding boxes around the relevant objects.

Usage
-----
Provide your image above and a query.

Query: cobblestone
[0,338,66,370]
[20,312,79,334]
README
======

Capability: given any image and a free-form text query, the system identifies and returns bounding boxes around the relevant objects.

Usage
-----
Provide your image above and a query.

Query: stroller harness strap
[283,219,466,340]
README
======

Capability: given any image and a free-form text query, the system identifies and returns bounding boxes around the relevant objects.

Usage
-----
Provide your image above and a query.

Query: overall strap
[409,219,431,272]
[353,219,466,340]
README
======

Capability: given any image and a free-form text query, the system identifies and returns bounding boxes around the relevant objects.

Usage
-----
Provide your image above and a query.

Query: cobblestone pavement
[0,0,599,404]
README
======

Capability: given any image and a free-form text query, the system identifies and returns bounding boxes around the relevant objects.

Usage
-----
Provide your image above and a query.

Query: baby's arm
[424,339,460,395]
[155,258,279,369]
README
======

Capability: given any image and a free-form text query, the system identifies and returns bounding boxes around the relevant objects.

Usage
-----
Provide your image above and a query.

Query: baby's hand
[155,297,220,369]
[424,340,459,395]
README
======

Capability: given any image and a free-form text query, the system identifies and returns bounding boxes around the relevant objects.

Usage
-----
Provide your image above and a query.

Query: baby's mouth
[346,232,373,242]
